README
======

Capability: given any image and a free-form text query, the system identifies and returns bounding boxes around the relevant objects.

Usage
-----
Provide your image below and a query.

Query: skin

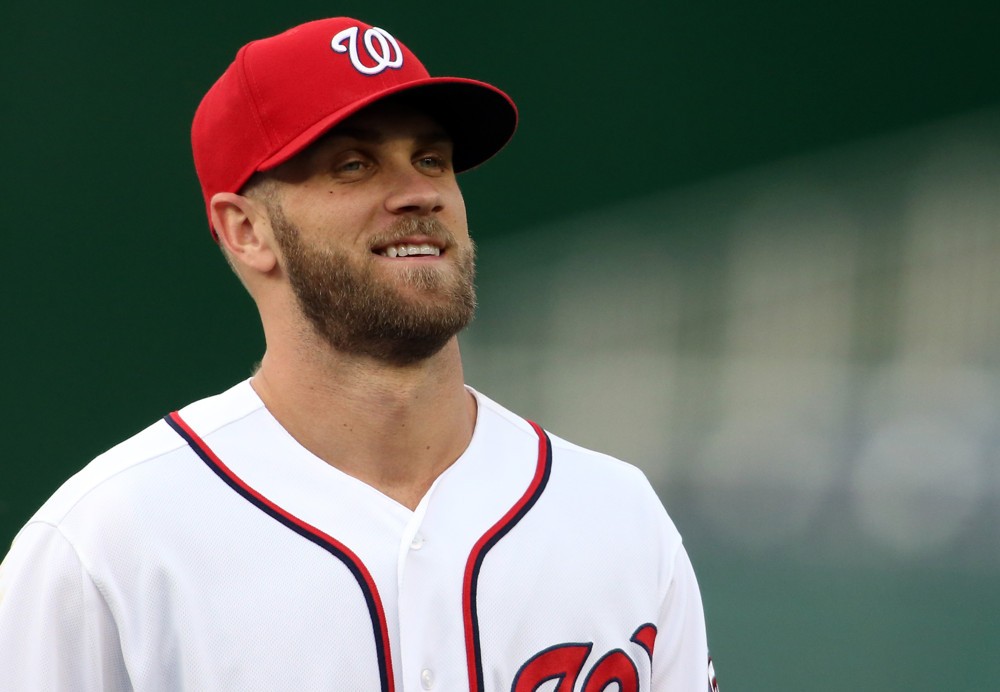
[209,101,478,510]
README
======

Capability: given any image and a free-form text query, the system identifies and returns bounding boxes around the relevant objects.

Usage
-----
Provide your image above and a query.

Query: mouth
[377,243,442,258]
[373,237,446,259]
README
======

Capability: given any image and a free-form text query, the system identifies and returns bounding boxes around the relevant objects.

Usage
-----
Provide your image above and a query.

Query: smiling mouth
[376,243,443,258]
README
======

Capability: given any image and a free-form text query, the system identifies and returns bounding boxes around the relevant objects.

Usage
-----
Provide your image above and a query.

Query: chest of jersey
[102,412,668,691]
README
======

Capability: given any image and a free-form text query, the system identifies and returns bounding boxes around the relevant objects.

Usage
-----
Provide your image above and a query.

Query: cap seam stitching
[236,42,276,160]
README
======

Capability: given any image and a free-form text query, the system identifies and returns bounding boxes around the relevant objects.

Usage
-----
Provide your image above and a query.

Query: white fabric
[0,380,710,690]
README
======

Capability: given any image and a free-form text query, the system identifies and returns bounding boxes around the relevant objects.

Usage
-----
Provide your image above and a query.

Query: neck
[250,336,476,510]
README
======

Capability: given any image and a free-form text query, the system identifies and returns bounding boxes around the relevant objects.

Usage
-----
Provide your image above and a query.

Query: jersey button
[410,533,425,550]
[420,668,434,690]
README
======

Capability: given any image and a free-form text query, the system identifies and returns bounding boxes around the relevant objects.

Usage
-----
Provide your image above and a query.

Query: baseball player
[0,17,716,691]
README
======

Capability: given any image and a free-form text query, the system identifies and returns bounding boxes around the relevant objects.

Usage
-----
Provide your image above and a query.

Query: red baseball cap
[192,17,518,237]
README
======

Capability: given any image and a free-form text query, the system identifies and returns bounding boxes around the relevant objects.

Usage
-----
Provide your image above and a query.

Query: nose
[383,164,445,216]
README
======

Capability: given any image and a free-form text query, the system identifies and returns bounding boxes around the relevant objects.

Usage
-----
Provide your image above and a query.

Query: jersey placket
[395,473,465,692]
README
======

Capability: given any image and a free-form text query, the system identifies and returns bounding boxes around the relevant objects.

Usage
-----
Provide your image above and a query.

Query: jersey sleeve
[0,522,132,690]
[652,544,713,691]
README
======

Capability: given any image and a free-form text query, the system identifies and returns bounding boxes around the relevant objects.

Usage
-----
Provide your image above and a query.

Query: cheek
[444,188,470,235]
[289,190,378,243]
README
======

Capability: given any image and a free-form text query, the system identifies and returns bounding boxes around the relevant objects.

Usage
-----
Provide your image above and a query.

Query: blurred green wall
[3,2,998,689]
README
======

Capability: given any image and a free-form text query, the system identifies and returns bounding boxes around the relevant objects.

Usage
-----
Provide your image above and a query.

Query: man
[0,17,716,691]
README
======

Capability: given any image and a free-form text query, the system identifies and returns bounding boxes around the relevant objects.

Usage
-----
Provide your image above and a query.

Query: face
[260,100,477,365]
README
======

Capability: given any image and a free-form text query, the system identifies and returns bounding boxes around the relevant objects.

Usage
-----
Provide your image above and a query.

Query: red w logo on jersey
[511,624,657,691]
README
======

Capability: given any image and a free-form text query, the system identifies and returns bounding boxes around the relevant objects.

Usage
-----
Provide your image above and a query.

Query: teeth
[380,244,441,258]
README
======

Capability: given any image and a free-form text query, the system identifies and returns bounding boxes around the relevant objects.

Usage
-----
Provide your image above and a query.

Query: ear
[210,192,279,274]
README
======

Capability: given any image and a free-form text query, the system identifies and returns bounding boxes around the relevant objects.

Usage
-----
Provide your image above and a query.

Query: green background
[3,2,999,689]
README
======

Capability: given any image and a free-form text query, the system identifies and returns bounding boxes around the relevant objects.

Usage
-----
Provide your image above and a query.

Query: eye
[415,153,450,173]
[328,153,373,180]
[338,159,366,172]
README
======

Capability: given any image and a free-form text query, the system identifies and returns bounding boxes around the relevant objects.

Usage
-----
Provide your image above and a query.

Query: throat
[251,365,478,511]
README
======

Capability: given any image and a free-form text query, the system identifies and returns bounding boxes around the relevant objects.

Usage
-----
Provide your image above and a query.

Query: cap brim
[256,77,517,177]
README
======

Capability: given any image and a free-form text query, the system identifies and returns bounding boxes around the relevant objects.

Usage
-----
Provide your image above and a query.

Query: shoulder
[545,429,681,539]
[26,418,185,530]
[469,389,689,606]
[23,380,260,532]
[472,388,679,537]
[546,428,652,487]
[474,389,660,487]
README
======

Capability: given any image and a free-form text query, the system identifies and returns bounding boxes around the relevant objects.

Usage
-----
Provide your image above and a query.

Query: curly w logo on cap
[331,25,404,75]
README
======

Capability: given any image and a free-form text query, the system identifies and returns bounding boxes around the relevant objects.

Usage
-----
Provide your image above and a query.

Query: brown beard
[268,203,477,366]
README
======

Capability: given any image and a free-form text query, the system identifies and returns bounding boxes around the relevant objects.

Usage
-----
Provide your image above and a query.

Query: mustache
[369,217,457,249]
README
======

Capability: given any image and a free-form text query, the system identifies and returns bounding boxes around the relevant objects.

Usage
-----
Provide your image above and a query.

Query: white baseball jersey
[0,380,712,690]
